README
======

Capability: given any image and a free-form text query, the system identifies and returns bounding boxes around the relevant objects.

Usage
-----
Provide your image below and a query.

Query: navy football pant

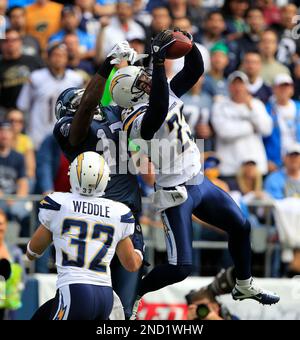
[138,177,251,296]
[48,284,113,320]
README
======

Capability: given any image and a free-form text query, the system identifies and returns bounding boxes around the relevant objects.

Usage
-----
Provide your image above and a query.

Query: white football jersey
[38,192,135,289]
[123,87,202,187]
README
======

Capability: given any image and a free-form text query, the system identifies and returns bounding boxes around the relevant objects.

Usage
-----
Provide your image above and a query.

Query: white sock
[236,278,252,287]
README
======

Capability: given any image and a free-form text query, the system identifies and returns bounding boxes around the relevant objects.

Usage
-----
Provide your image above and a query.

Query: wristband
[97,57,114,79]
[27,242,44,259]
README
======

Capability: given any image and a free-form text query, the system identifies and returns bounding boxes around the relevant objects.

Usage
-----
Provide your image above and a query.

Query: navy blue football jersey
[53,105,141,215]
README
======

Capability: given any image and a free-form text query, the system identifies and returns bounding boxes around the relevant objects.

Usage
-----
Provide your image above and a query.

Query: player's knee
[174,264,193,281]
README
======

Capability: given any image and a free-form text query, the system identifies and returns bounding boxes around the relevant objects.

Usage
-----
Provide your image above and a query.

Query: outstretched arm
[170,40,204,98]
[69,42,143,146]
[140,30,176,140]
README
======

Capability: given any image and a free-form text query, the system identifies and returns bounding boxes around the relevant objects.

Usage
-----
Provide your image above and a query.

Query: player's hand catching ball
[151,30,176,63]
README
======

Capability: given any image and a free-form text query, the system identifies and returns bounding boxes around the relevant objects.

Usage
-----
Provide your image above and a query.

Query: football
[165,31,193,60]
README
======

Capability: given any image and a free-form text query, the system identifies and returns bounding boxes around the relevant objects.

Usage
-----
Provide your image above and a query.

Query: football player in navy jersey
[32,41,146,319]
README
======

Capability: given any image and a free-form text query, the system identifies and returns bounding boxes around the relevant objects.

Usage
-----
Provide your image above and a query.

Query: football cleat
[232,279,280,305]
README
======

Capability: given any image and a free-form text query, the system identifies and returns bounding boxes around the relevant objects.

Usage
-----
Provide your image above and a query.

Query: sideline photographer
[186,267,239,320]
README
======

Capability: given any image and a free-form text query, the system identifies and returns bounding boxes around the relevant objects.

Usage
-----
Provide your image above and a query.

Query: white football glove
[107,41,148,65]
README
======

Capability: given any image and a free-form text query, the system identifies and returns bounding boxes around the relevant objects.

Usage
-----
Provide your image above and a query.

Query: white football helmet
[69,152,110,197]
[109,66,151,108]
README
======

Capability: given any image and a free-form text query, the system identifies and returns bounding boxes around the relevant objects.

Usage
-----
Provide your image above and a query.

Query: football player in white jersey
[109,29,280,318]
[26,151,143,320]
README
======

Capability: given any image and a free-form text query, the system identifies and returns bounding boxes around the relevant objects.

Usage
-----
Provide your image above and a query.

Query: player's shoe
[232,278,280,305]
[130,296,142,320]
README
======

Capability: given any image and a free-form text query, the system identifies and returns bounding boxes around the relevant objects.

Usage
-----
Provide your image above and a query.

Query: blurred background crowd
[1,0,300,315]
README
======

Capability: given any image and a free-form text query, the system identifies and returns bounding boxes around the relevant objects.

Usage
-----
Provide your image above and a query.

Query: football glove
[107,41,148,65]
[151,30,176,63]
[173,27,194,43]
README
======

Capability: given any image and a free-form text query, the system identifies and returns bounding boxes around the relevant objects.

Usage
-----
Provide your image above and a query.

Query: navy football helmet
[55,87,85,120]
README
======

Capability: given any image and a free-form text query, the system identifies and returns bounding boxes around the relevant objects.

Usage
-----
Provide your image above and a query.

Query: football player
[52,41,146,318]
[27,152,143,320]
[109,29,280,318]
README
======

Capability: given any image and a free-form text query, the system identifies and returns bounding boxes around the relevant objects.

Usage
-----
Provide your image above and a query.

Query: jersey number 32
[61,218,114,273]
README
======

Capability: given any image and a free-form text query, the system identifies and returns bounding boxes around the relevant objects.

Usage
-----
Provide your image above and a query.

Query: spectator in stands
[221,0,249,40]
[166,0,202,25]
[0,0,8,38]
[212,71,272,185]
[186,0,205,26]
[75,0,100,37]
[204,155,229,192]
[170,16,210,75]
[35,134,70,195]
[258,29,291,86]
[63,32,94,84]
[271,3,299,68]
[17,42,83,150]
[194,10,226,51]
[25,0,63,53]
[263,74,300,171]
[49,5,96,60]
[98,0,146,62]
[94,0,117,17]
[237,7,266,58]
[182,77,214,151]
[0,209,24,320]
[264,143,300,276]
[143,5,171,66]
[236,160,265,200]
[264,143,300,199]
[132,0,153,27]
[202,42,229,99]
[0,121,29,236]
[0,29,43,111]
[7,6,41,57]
[241,51,272,104]
[5,109,35,192]
[256,0,280,26]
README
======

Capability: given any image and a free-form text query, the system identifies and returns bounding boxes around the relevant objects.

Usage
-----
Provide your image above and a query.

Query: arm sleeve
[170,43,204,98]
[140,63,169,140]
[249,100,273,137]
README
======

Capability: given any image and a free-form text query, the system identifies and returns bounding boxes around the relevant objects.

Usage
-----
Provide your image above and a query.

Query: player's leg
[193,177,280,305]
[131,195,194,319]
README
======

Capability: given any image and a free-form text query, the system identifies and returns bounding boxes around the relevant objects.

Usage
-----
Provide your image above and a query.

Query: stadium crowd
[1,0,300,293]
